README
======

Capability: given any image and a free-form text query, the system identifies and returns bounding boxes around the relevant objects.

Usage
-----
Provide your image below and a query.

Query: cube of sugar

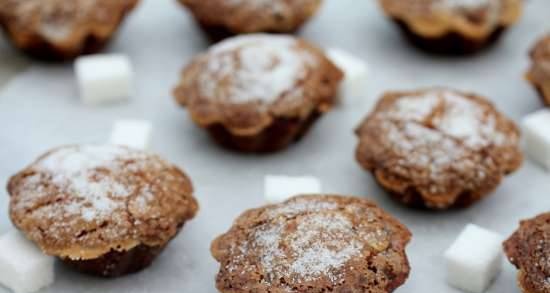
[109,119,153,150]
[522,109,550,171]
[326,48,369,100]
[444,224,504,293]
[0,230,54,293]
[264,175,322,204]
[75,54,133,105]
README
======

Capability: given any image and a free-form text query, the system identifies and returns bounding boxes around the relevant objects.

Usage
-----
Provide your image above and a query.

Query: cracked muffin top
[211,195,411,293]
[527,34,550,105]
[0,0,139,58]
[7,145,198,261]
[356,88,522,209]
[379,0,522,39]
[174,34,343,136]
[179,0,322,34]
[504,213,550,293]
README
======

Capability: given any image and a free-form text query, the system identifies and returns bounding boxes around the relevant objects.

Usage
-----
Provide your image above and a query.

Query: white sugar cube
[109,119,153,150]
[326,48,369,100]
[75,54,133,105]
[444,224,504,293]
[0,230,54,293]
[522,109,550,171]
[264,175,322,203]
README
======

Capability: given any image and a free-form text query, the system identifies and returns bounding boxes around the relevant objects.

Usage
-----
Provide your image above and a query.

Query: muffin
[179,0,322,41]
[503,213,550,293]
[173,34,343,153]
[7,145,198,277]
[355,88,522,210]
[526,34,550,106]
[378,0,523,54]
[0,0,139,61]
[211,195,412,293]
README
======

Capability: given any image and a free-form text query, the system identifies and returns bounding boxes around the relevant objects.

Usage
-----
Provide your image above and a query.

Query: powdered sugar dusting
[434,0,502,27]
[196,34,317,105]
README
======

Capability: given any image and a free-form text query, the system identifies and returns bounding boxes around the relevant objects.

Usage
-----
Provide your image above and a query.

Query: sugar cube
[264,175,322,204]
[326,48,369,100]
[444,224,504,293]
[522,109,550,170]
[0,230,54,293]
[109,119,153,150]
[75,54,133,105]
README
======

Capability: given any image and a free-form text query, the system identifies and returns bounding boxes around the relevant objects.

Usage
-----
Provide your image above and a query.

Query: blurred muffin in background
[0,0,139,60]
[378,0,522,54]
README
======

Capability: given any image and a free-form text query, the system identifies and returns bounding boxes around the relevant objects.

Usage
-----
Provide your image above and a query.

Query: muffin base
[534,85,550,106]
[206,111,321,153]
[197,22,300,43]
[393,19,506,55]
[62,244,166,278]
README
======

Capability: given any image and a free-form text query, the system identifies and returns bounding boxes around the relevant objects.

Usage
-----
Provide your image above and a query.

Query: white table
[0,1,549,292]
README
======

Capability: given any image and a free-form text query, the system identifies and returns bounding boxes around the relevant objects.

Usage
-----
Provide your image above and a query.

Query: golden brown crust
[173,34,342,152]
[503,213,550,293]
[355,88,522,210]
[527,35,550,106]
[0,0,139,60]
[211,195,412,293]
[179,0,322,34]
[7,145,198,261]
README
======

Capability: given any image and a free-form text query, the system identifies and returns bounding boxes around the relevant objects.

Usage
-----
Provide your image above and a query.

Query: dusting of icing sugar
[434,0,502,27]
[441,0,492,10]
[197,34,317,105]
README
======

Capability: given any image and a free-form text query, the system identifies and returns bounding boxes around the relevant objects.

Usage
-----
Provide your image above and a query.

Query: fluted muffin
[355,88,522,209]
[527,34,550,106]
[174,34,343,153]
[7,145,198,277]
[0,0,139,60]
[378,0,523,54]
[179,0,322,40]
[504,213,550,293]
[211,195,412,293]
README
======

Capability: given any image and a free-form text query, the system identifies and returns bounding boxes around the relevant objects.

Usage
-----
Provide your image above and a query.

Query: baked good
[173,34,343,153]
[179,0,322,40]
[355,88,522,209]
[211,195,412,293]
[0,0,139,60]
[527,34,550,106]
[7,145,198,277]
[504,213,550,293]
[378,0,522,54]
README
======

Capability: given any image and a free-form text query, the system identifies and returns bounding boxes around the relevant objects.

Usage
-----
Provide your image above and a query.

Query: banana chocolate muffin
[211,195,412,293]
[504,212,550,293]
[0,0,139,60]
[179,0,322,40]
[7,145,198,277]
[378,0,522,54]
[527,34,550,106]
[355,88,522,209]
[173,34,343,153]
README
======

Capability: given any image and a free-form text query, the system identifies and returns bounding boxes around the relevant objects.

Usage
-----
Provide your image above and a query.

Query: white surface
[522,109,550,171]
[444,224,504,293]
[0,231,54,293]
[264,175,322,203]
[0,1,549,293]
[326,47,370,104]
[109,119,153,149]
[75,54,133,105]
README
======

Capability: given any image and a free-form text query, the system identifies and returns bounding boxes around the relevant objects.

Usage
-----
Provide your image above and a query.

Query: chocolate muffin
[179,0,322,40]
[7,145,198,277]
[173,34,343,153]
[378,0,523,54]
[0,0,139,61]
[355,88,522,210]
[504,213,550,293]
[211,195,412,293]
[527,35,550,106]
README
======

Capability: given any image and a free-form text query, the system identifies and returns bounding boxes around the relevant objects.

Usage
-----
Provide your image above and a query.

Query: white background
[0,0,549,292]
